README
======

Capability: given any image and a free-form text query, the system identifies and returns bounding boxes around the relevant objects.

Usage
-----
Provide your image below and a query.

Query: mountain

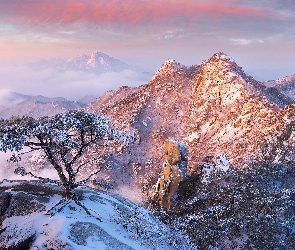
[30,51,144,75]
[264,74,295,103]
[2,52,295,249]
[0,92,86,119]
[0,179,193,249]
[83,52,295,201]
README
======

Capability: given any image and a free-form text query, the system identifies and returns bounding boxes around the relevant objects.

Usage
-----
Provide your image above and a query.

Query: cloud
[229,38,264,46]
[0,0,270,29]
[0,65,150,100]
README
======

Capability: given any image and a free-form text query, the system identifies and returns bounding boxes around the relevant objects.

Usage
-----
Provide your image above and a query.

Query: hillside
[1,52,295,249]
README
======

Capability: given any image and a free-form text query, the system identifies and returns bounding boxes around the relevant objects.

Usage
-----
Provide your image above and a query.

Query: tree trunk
[64,185,75,200]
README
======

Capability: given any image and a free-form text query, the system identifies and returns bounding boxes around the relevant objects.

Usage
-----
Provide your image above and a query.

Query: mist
[0,89,24,110]
[0,64,152,101]
[0,151,59,182]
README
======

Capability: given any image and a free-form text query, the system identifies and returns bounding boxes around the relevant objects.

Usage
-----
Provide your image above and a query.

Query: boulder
[152,138,188,209]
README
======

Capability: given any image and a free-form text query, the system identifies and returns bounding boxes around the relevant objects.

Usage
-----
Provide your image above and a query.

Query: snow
[0,183,193,249]
[215,152,231,171]
[212,52,235,63]
[201,162,215,183]
[0,179,22,187]
[186,132,199,143]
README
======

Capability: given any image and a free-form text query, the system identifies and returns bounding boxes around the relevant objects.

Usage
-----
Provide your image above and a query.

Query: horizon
[0,0,294,99]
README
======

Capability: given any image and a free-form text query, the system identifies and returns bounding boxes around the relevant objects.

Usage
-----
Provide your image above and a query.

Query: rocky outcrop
[0,180,194,250]
[152,139,188,209]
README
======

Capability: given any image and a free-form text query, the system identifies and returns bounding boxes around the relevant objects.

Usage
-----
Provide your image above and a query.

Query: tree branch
[74,156,103,175]
[67,141,92,168]
[26,171,60,185]
[75,166,104,186]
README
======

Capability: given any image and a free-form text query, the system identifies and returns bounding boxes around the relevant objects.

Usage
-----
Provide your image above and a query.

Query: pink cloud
[1,0,269,27]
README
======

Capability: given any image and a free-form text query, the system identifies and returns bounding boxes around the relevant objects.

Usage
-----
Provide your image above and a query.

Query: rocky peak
[202,52,245,80]
[152,139,188,209]
[209,52,235,63]
[151,59,188,81]
[193,52,266,106]
[85,51,131,72]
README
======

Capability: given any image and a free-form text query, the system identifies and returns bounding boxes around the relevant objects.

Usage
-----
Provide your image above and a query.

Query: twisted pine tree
[0,110,133,205]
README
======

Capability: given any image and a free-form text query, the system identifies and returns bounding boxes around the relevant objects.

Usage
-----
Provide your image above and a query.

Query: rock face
[152,139,188,209]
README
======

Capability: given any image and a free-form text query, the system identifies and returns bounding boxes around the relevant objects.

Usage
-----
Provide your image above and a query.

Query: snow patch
[216,152,231,171]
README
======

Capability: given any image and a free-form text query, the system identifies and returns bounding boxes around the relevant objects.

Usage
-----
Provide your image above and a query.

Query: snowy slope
[0,180,194,250]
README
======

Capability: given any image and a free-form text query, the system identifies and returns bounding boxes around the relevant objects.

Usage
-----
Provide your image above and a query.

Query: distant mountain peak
[91,51,108,57]
[265,73,295,86]
[30,51,139,75]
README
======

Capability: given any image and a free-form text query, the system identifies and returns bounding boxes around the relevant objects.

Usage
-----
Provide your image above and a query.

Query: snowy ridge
[265,73,295,86]
[264,74,295,103]
[0,92,86,119]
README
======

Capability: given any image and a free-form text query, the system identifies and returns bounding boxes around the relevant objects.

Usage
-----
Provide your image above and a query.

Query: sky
[0,0,294,100]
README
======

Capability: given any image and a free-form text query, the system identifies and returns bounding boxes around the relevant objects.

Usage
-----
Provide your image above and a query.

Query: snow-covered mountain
[0,180,193,249]
[30,51,145,75]
[83,52,295,201]
[0,92,86,119]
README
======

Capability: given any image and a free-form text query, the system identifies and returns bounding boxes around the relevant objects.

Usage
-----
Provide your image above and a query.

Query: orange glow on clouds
[0,0,269,27]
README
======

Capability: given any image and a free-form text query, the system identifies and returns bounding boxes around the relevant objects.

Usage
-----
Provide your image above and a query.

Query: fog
[0,89,24,110]
[0,64,152,101]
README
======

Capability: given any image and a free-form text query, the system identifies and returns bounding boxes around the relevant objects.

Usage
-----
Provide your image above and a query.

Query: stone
[152,138,188,209]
